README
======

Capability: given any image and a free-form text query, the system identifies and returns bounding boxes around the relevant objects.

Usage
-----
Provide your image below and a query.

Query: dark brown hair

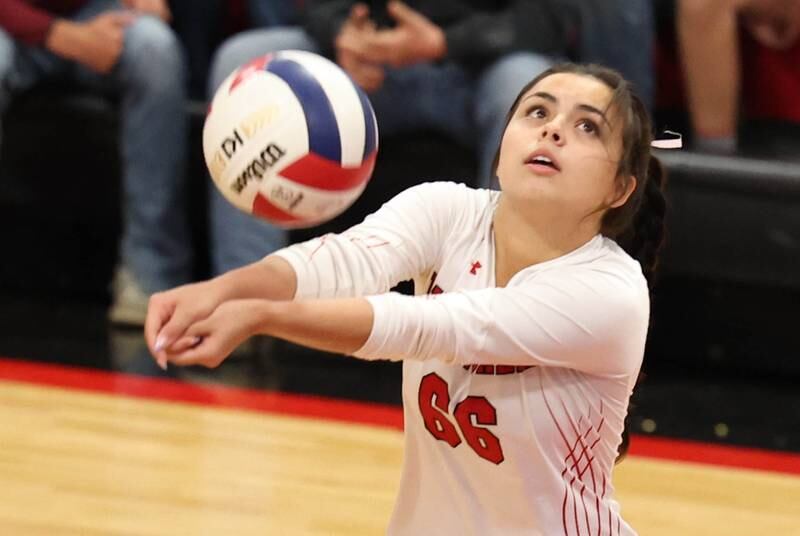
[491,63,667,286]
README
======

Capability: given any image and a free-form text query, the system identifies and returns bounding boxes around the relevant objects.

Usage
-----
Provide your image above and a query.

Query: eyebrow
[525,91,612,129]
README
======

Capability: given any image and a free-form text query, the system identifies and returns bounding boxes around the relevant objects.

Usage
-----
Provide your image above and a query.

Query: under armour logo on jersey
[426,272,444,294]
[469,261,482,275]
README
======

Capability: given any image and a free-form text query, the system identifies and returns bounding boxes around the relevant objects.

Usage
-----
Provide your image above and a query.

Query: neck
[492,195,599,286]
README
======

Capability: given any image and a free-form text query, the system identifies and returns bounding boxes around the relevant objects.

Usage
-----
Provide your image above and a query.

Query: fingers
[144,293,174,356]
[165,329,225,369]
[357,33,397,65]
[386,1,425,27]
[354,65,385,93]
[154,305,197,354]
[336,32,371,59]
[338,51,385,92]
[160,319,215,368]
[164,340,216,368]
[107,10,137,27]
[348,3,371,26]
[167,335,204,353]
[336,19,377,59]
[150,297,212,369]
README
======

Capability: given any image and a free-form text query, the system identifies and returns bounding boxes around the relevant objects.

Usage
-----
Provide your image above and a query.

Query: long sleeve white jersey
[274,182,649,536]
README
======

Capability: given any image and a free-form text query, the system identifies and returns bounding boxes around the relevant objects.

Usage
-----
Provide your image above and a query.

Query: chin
[502,179,551,205]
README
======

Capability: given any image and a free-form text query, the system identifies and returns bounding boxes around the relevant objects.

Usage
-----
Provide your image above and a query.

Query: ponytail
[625,156,668,287]
[603,155,668,288]
[614,158,666,464]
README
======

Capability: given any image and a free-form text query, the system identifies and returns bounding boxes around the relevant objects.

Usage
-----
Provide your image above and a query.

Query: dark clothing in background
[304,0,654,102]
[304,0,573,70]
[304,0,623,71]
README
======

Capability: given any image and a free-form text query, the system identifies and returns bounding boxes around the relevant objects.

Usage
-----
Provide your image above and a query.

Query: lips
[525,148,561,171]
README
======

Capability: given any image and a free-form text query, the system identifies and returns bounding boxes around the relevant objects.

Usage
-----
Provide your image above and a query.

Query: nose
[540,120,565,146]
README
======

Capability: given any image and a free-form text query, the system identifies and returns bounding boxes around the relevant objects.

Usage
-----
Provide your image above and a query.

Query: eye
[526,105,547,119]
[577,119,599,135]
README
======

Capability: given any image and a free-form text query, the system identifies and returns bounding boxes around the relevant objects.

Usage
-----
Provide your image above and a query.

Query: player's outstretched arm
[145,255,297,366]
[147,182,470,367]
[156,297,374,369]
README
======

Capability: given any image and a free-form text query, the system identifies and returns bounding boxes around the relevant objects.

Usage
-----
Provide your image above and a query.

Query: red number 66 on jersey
[418,373,505,465]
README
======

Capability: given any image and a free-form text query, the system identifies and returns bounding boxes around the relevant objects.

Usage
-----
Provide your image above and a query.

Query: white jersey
[275,182,649,536]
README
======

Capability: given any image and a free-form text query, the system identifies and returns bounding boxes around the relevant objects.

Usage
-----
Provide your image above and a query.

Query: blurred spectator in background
[0,0,192,325]
[247,0,302,27]
[168,0,226,99]
[206,0,655,276]
[677,0,800,154]
[169,0,303,99]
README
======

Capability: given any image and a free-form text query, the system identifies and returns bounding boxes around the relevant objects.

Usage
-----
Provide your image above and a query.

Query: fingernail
[157,356,167,371]
[154,335,166,352]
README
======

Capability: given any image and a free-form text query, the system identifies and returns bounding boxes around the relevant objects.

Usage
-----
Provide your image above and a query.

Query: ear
[608,175,637,209]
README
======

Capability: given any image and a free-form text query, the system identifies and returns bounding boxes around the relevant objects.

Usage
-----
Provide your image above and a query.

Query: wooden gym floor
[2,358,799,536]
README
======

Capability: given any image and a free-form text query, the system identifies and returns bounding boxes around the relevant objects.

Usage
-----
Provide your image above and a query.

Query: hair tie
[651,130,682,149]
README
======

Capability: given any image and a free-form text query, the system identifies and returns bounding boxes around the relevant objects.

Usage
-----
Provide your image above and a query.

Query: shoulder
[401,181,494,204]
[513,238,650,376]
[520,236,650,319]
[387,181,496,224]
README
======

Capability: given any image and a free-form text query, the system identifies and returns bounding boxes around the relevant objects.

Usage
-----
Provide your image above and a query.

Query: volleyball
[203,50,378,228]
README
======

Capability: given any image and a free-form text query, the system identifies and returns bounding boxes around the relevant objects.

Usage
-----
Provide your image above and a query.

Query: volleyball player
[146,63,667,535]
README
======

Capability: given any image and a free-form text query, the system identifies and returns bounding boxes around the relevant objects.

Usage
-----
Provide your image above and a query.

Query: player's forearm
[212,255,298,302]
[256,297,374,356]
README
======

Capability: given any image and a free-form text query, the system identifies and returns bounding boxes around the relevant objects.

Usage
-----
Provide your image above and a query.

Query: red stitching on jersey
[425,272,445,295]
[308,234,332,260]
[564,387,608,533]
[595,494,601,536]
[462,364,534,375]
[581,484,590,536]
[425,272,438,294]
[572,474,581,536]
[348,234,390,249]
[559,395,609,535]
[541,375,582,536]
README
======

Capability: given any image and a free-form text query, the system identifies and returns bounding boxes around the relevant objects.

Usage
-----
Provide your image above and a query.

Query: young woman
[146,63,666,535]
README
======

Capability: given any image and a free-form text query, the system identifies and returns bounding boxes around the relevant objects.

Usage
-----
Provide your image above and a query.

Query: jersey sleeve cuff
[272,248,320,300]
[352,294,404,361]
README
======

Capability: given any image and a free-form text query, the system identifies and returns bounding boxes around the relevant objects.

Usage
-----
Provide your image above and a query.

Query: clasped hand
[45,0,171,74]
[335,1,447,92]
[145,283,265,370]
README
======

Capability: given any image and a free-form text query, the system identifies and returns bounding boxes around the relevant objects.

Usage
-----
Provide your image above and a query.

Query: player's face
[496,73,635,224]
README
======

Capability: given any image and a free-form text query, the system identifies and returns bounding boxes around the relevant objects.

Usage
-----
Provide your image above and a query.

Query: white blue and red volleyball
[203,50,379,228]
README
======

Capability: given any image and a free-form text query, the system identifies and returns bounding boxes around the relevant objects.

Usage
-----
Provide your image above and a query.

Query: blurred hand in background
[46,11,135,74]
[123,0,172,23]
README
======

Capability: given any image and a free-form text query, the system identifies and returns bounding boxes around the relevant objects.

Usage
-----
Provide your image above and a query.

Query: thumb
[349,3,371,25]
[387,1,427,27]
[154,306,199,353]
